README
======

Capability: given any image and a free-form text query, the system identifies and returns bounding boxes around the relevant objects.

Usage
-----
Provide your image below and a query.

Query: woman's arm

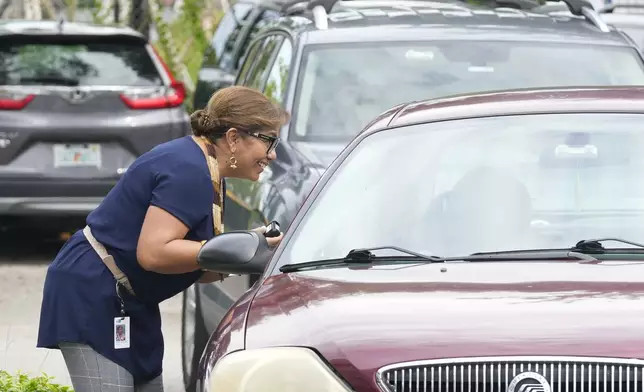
[136,206,286,274]
[136,205,203,274]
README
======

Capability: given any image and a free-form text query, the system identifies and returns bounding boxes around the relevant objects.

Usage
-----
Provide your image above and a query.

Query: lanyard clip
[115,282,127,318]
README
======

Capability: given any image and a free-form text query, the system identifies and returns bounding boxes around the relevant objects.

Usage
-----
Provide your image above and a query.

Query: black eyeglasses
[240,129,280,154]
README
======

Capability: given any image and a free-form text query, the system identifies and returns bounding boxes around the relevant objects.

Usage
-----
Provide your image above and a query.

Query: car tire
[181,284,209,392]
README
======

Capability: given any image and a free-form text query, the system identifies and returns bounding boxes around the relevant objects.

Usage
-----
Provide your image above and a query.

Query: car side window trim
[236,31,289,87]
[249,35,285,91]
[235,36,268,85]
[263,34,295,104]
[232,9,282,70]
[226,8,263,71]
[279,33,303,141]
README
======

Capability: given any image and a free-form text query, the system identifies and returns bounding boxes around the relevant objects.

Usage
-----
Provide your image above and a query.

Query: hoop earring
[229,155,238,169]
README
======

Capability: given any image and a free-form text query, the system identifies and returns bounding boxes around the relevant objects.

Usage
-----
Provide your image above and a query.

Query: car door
[198,33,293,335]
[225,33,290,233]
[192,1,254,110]
[256,35,322,236]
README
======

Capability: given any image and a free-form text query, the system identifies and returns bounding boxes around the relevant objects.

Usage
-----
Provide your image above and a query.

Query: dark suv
[182,0,644,388]
[0,20,190,231]
[225,0,644,233]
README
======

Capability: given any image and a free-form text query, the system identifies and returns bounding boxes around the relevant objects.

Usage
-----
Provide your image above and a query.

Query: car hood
[290,141,346,170]
[245,261,644,391]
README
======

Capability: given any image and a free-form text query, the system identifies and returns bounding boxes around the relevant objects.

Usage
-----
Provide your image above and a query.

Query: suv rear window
[0,39,163,86]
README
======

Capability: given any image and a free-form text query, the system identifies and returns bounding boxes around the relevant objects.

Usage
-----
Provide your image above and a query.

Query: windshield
[0,40,163,86]
[279,113,644,267]
[291,41,644,142]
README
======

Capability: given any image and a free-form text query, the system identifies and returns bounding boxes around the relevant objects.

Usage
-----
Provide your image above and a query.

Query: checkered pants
[59,342,164,392]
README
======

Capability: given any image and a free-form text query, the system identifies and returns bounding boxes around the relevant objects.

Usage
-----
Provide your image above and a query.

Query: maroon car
[194,86,644,392]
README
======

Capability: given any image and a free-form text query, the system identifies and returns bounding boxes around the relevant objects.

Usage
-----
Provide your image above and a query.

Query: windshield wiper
[572,237,644,254]
[279,245,599,273]
[467,238,644,260]
[279,246,442,273]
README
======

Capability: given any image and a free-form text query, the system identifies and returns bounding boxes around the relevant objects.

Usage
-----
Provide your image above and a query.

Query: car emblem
[507,371,552,392]
[69,89,89,103]
[0,132,17,148]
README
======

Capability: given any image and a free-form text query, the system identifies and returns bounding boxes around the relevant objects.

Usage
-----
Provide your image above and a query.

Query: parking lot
[0,229,186,392]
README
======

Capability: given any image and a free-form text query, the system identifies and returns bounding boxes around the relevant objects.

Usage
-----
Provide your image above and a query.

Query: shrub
[0,370,72,392]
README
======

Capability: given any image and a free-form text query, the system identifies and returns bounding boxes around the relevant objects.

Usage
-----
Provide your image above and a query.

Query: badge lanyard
[114,282,131,349]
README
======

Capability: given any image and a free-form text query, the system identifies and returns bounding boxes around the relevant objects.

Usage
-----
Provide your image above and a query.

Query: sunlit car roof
[360,86,644,133]
[296,1,632,45]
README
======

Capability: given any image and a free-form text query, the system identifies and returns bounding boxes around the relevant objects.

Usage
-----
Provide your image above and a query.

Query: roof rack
[280,0,339,28]
[600,2,644,12]
[493,0,540,8]
[493,0,610,31]
[281,0,339,13]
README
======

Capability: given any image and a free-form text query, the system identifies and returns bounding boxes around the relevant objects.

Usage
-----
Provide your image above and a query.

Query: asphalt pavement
[0,227,185,392]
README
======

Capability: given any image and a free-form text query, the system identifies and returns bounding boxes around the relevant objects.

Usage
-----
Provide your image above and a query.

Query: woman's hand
[252,226,284,248]
[198,271,228,283]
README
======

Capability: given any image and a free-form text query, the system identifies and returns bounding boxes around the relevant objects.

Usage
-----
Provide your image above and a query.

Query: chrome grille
[376,357,644,392]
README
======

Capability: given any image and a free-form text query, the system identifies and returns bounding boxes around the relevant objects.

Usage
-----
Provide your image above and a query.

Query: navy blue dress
[37,136,216,382]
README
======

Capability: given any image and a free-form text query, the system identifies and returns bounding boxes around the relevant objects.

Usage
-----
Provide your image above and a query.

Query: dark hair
[190,86,290,139]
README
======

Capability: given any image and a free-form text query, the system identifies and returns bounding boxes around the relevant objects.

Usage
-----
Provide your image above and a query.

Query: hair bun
[190,109,221,136]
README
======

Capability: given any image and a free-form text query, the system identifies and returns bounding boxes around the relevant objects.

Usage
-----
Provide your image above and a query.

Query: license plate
[53,143,102,168]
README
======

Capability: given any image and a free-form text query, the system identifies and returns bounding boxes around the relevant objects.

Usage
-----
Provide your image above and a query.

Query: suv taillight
[120,45,186,110]
[119,81,186,110]
[0,92,34,110]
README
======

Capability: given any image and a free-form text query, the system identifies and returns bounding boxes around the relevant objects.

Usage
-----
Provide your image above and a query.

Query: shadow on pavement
[0,226,69,264]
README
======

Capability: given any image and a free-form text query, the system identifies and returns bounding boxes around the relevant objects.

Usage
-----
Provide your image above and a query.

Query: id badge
[114,317,131,349]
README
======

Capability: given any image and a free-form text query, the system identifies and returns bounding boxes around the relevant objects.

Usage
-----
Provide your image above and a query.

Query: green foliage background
[149,0,223,112]
[0,370,72,392]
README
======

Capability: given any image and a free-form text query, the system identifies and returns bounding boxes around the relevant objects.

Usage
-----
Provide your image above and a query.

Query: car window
[236,10,281,69]
[291,41,644,142]
[244,35,283,91]
[0,39,163,86]
[236,39,265,85]
[278,112,644,266]
[209,2,254,70]
[264,38,293,104]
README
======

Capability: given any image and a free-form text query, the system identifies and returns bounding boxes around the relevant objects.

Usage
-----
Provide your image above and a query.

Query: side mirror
[197,231,273,275]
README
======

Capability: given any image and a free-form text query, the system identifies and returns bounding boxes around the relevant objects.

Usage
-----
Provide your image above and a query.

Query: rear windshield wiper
[279,245,599,273]
[19,76,80,86]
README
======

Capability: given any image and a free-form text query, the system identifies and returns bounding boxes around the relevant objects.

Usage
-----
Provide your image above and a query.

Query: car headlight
[204,347,353,392]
